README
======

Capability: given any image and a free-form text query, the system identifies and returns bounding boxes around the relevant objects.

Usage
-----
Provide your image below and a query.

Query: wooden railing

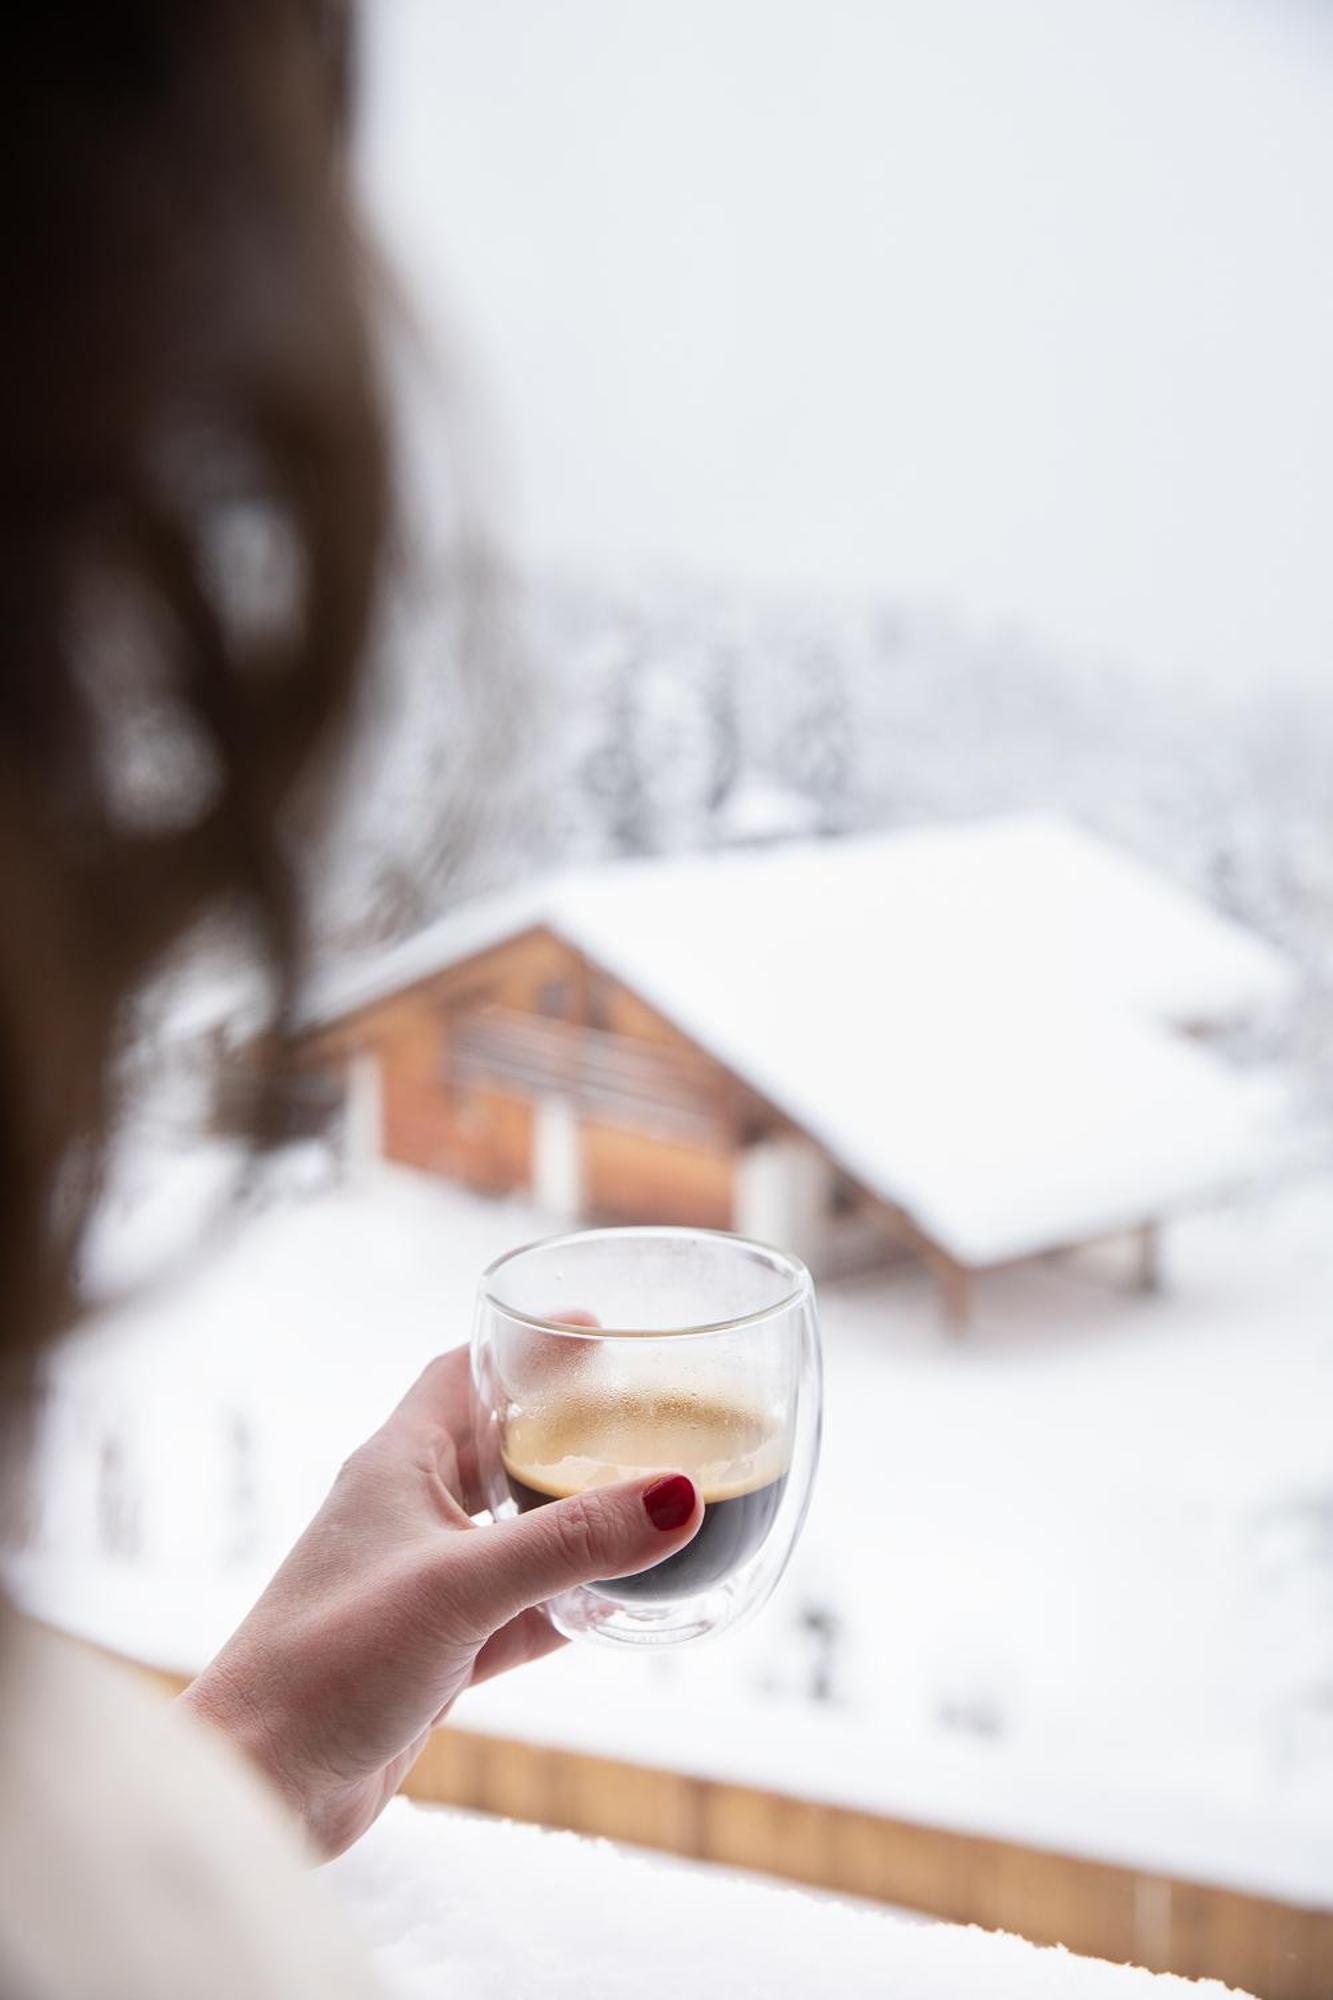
[126,1653,1330,2000]
[399,1728,1329,2000]
[449,1008,724,1141]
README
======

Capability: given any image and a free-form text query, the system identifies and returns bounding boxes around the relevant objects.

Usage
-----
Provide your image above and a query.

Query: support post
[735,1136,835,1273]
[1134,1220,1162,1296]
[344,1050,382,1184]
[533,1094,583,1220]
[938,1258,973,1336]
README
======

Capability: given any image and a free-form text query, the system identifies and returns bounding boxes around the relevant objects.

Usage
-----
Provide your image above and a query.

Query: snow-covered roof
[303,816,1296,1265]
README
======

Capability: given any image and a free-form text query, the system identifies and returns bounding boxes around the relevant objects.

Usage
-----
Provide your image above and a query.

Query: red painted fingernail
[643,1474,696,1531]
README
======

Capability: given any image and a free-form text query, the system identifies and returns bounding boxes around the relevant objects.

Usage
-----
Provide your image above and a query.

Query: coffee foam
[501,1392,790,1504]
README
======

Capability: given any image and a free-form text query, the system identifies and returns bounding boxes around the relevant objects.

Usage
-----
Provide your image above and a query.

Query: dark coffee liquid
[502,1394,790,1602]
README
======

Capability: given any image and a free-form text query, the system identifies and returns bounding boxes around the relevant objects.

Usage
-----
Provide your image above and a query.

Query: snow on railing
[327,1801,1253,2000]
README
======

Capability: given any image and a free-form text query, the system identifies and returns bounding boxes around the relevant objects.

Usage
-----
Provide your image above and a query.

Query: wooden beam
[938,1257,973,1335]
[866,1196,977,1333]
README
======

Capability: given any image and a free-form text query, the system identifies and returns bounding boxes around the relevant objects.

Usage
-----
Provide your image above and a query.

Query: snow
[326,1800,1253,1998]
[307,816,1292,1036]
[11,1153,1333,1911]
[299,816,1296,1266]
[713,776,822,846]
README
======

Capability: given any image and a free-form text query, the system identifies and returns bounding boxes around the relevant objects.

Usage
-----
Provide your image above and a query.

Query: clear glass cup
[471,1226,822,1647]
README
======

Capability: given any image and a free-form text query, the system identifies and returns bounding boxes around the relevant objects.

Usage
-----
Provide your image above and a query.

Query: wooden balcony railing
[448,1008,727,1143]
[121,1647,1331,2000]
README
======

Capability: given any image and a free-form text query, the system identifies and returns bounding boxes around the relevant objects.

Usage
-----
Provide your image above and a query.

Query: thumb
[460,1474,703,1632]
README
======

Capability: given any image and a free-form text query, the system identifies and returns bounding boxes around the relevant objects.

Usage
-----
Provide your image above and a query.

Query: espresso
[501,1393,790,1601]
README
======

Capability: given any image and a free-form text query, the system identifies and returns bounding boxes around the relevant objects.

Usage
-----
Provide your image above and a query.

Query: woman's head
[0,2,388,1398]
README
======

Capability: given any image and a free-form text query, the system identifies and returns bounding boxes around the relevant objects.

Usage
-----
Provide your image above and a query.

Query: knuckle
[549,1492,613,1577]
[333,1435,385,1491]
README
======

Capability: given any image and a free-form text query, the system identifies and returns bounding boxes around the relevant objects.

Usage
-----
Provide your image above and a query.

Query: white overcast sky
[357,0,1333,693]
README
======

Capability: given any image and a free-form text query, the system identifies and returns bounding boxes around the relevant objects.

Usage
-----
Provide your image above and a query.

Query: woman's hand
[180,1347,701,1859]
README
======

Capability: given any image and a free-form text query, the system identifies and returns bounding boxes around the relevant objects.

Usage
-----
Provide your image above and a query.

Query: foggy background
[358,0,1333,694]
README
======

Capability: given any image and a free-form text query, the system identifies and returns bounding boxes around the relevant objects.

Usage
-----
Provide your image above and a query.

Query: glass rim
[478,1224,813,1340]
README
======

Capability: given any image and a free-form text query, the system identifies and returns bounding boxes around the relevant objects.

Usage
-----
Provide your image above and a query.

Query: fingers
[382,1315,601,1520]
[450,1473,703,1637]
[383,1347,487,1516]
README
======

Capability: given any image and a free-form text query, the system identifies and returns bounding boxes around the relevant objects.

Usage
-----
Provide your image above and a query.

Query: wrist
[179,1657,316,1845]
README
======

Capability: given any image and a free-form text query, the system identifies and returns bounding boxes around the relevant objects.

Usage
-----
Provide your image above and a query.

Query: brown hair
[0,3,389,1408]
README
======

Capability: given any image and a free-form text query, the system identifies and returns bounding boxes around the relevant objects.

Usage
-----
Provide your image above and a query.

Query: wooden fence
[131,1655,1330,2000]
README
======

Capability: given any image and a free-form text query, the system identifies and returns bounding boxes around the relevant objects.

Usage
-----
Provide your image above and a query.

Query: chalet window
[586,979,611,1031]
[537,978,573,1019]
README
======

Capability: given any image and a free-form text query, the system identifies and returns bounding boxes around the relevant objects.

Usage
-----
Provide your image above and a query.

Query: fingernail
[643,1474,696,1532]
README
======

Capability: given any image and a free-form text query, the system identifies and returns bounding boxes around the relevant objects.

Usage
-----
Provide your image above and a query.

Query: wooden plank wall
[581,1118,735,1227]
[126,1651,1329,2000]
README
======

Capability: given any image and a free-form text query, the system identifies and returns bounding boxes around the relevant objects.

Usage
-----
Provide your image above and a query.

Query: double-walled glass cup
[472,1226,822,1646]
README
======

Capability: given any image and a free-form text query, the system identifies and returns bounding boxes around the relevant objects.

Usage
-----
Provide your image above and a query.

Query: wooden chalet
[301,918,864,1266]
[289,816,1294,1325]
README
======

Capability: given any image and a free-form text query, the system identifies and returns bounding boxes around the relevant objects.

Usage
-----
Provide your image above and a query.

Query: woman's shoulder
[0,1611,379,2000]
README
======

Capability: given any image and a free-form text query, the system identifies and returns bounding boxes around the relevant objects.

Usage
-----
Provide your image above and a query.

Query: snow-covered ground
[9,1150,1333,1907]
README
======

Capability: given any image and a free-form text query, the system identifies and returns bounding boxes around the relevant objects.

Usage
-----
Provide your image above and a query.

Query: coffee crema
[501,1393,790,1601]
